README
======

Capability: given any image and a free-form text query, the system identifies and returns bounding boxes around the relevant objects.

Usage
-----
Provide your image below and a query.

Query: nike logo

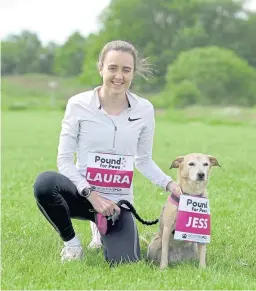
[128,117,142,122]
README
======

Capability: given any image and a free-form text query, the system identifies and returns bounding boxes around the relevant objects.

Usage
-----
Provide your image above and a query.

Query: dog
[147,153,220,269]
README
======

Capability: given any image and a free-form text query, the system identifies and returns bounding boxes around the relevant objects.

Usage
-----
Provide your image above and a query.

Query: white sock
[64,235,81,247]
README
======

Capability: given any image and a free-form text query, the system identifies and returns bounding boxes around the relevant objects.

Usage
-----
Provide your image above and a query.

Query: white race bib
[174,195,211,244]
[86,152,134,195]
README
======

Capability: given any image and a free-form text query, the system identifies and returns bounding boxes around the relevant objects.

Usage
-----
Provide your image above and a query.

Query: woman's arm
[57,98,120,215]
[57,99,91,194]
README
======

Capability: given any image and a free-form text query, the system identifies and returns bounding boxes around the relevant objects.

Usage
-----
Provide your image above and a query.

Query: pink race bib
[174,195,211,243]
[86,152,134,194]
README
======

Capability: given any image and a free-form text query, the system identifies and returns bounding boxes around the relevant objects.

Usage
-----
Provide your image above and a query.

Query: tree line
[2,0,256,106]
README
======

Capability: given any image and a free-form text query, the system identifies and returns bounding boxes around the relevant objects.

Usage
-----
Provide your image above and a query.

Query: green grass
[2,111,256,290]
[1,74,90,110]
[160,106,256,127]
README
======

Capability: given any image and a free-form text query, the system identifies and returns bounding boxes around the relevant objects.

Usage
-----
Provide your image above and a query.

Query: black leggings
[33,171,140,264]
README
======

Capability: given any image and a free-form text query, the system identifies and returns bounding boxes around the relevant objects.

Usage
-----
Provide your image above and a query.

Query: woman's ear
[98,63,103,77]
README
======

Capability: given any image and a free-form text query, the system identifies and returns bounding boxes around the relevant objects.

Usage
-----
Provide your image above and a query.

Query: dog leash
[116,200,159,225]
[90,199,159,234]
[93,200,159,235]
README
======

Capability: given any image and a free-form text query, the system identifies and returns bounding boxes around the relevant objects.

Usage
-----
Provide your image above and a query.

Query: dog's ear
[169,156,184,169]
[208,155,221,167]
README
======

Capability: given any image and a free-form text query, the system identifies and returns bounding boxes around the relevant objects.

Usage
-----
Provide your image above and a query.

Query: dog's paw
[160,263,168,270]
[199,263,206,269]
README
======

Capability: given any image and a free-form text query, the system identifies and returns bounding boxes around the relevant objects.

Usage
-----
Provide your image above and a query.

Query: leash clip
[107,210,119,225]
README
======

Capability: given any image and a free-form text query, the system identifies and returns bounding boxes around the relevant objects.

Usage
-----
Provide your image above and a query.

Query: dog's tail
[117,200,159,225]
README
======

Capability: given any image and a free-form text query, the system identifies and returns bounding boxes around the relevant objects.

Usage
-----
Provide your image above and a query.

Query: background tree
[2,0,256,108]
[1,31,43,75]
[54,32,86,77]
[80,0,255,92]
[38,42,58,75]
[164,46,256,107]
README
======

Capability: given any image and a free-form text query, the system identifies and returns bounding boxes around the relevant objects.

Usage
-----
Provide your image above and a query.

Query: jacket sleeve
[57,99,90,194]
[135,104,172,190]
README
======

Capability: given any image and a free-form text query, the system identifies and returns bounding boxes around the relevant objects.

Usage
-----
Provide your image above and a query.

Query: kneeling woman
[33,40,178,264]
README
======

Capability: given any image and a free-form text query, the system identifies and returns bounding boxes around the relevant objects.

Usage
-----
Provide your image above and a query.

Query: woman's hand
[87,191,120,217]
[166,180,182,196]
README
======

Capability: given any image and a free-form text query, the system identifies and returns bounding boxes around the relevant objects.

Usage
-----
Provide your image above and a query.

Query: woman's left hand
[166,181,182,196]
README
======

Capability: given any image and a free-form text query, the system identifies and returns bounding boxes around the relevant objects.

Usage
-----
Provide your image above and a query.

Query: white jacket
[57,87,172,203]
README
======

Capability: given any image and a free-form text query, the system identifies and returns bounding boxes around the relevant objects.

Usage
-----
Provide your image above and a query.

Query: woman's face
[99,50,134,95]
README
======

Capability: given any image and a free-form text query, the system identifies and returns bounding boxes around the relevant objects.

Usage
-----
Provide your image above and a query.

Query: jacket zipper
[108,117,117,149]
[113,125,117,148]
[104,107,131,149]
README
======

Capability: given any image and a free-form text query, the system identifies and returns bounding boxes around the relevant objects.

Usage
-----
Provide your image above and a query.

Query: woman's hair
[98,40,153,80]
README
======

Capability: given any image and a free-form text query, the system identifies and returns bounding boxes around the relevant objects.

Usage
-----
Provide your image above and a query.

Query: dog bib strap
[168,193,180,206]
[168,192,204,206]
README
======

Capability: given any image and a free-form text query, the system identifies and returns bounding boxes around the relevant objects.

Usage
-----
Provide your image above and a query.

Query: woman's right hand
[87,191,120,217]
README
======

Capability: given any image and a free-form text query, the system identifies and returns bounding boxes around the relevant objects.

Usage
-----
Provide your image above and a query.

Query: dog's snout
[197,172,205,180]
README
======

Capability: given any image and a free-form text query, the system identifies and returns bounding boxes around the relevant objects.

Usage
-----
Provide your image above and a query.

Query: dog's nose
[197,172,205,180]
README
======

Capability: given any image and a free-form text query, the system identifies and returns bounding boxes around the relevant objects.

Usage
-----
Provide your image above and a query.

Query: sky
[0,0,111,45]
[1,0,256,45]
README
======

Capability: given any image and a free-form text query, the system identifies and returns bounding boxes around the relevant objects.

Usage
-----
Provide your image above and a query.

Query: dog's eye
[203,163,209,166]
[188,162,195,166]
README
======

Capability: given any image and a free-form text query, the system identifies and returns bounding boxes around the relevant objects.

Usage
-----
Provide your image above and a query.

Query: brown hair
[98,40,153,80]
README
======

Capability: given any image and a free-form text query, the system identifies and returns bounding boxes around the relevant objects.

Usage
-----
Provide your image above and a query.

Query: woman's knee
[33,171,58,201]
[102,211,141,264]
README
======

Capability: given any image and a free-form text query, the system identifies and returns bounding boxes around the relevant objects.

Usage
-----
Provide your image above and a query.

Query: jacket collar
[90,86,138,110]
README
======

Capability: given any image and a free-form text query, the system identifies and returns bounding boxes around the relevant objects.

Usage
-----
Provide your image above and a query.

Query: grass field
[1,110,256,290]
[1,74,89,110]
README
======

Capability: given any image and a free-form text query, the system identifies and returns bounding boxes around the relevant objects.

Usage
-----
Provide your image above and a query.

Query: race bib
[174,195,211,243]
[86,152,134,195]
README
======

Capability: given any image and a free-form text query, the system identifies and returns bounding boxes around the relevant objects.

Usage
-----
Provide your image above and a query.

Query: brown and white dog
[147,153,220,269]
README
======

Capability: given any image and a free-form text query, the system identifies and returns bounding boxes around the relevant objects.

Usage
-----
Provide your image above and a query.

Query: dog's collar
[169,191,204,206]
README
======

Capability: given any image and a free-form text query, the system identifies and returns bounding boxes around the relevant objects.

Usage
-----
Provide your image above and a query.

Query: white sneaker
[60,246,84,262]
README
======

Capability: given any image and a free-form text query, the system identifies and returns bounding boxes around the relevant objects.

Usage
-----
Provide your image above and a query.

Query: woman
[34,40,180,264]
